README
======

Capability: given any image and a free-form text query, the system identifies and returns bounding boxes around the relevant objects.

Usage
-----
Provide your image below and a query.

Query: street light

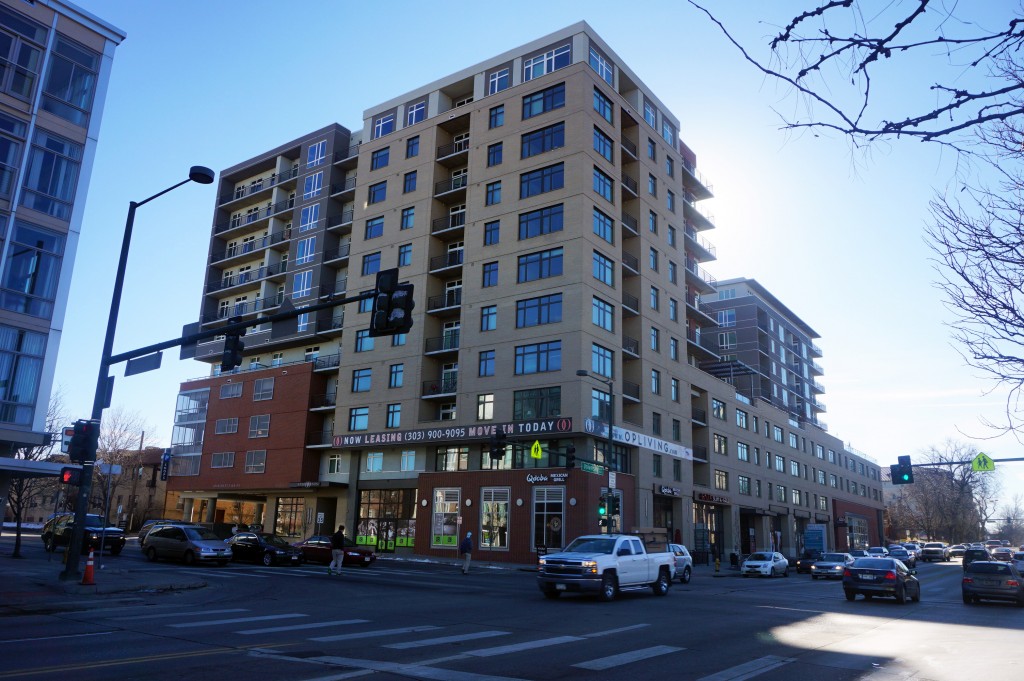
[61,166,214,581]
[577,369,616,532]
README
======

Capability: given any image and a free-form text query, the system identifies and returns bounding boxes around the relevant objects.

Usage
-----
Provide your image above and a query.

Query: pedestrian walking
[329,524,346,575]
[459,531,473,574]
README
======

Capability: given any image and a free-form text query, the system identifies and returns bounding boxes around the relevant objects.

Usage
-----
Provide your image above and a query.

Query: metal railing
[421,377,458,396]
[333,142,360,163]
[215,197,295,234]
[220,165,299,204]
[208,261,289,293]
[437,138,470,158]
[211,228,290,262]
[429,250,464,271]
[434,175,468,195]
[425,332,461,353]
[621,173,638,195]
[431,212,466,233]
[427,289,463,311]
[330,176,357,195]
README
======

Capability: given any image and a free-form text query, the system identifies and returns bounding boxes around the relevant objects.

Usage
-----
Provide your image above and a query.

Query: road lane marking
[574,645,685,670]
[0,631,115,644]
[110,608,248,621]
[168,614,306,628]
[311,625,441,642]
[583,623,651,637]
[385,631,510,649]
[236,619,370,634]
[697,655,796,681]
[463,636,583,657]
[296,655,529,681]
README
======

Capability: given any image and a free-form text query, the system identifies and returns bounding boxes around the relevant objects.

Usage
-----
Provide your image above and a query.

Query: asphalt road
[1,540,1021,681]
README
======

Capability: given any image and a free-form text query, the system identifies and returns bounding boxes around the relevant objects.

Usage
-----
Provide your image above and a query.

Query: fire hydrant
[714,556,721,572]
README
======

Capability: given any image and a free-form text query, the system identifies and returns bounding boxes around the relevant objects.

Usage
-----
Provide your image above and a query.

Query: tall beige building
[171,22,885,563]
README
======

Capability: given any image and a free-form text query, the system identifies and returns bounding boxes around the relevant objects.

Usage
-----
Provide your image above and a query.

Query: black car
[842,557,920,604]
[225,532,304,566]
[795,549,823,574]
[962,561,1024,606]
[962,547,992,571]
[41,512,126,555]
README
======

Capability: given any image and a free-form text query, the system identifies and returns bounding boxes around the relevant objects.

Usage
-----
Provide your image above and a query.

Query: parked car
[888,547,916,568]
[741,551,789,578]
[921,542,951,562]
[962,561,1024,606]
[866,546,889,557]
[137,518,180,543]
[949,544,968,558]
[991,547,1014,562]
[667,543,693,584]
[795,549,823,574]
[142,524,232,565]
[1012,552,1024,573]
[842,557,920,604]
[902,543,923,559]
[849,549,869,558]
[293,535,376,568]
[41,512,126,555]
[225,532,304,566]
[962,547,993,571]
[811,553,854,580]
[984,540,1003,549]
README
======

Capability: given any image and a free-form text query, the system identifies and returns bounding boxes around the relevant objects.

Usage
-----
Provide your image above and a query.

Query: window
[244,450,266,474]
[513,386,561,420]
[649,286,659,310]
[653,453,663,477]
[215,418,237,435]
[774,426,784,443]
[736,409,748,429]
[792,489,802,505]
[362,252,381,276]
[714,434,728,455]
[386,363,403,389]
[523,45,570,81]
[368,181,386,204]
[715,470,728,491]
[349,407,369,431]
[649,248,659,272]
[220,383,242,399]
[647,138,657,160]
[296,236,316,265]
[489,105,504,129]
[519,163,564,199]
[488,67,510,95]
[406,100,425,126]
[592,296,613,331]
[667,191,675,213]
[775,455,785,472]
[718,309,736,327]
[519,204,563,239]
[400,207,415,230]
[665,157,675,177]
[481,305,497,331]
[789,433,799,449]
[593,208,613,244]
[299,204,319,232]
[303,171,323,199]
[593,87,613,123]
[487,142,503,166]
[398,244,412,267]
[0,221,64,318]
[253,378,274,401]
[401,450,416,471]
[592,343,613,377]
[593,167,613,202]
[671,377,679,401]
[668,297,678,320]
[373,112,394,139]
[667,225,676,247]
[364,216,384,240]
[484,220,500,245]
[719,332,737,350]
[517,293,562,327]
[712,399,726,420]
[644,100,656,127]
[249,415,270,438]
[485,181,501,205]
[592,251,614,286]
[589,46,613,84]
[355,329,374,352]
[651,369,661,394]
[406,136,419,158]
[21,131,82,220]
[292,270,312,298]
[515,341,561,374]
[593,126,613,161]
[475,394,495,421]
[669,337,679,360]
[650,327,660,351]
[403,171,417,193]
[352,368,372,393]
[211,452,234,469]
[738,476,751,496]
[737,442,749,462]
[479,350,495,377]
[366,452,383,472]
[662,120,676,145]
[517,247,563,283]
[522,122,565,158]
[648,174,657,196]
[482,262,499,287]
[386,404,401,429]
[371,147,389,170]
[522,82,566,119]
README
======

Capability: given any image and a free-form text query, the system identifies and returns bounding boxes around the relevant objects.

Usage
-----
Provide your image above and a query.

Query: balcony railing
[327,209,354,230]
[622,381,641,401]
[621,212,639,236]
[330,175,357,195]
[622,252,639,274]
[621,173,638,196]
[427,289,463,312]
[215,196,295,234]
[310,393,337,409]
[684,260,718,288]
[211,228,290,262]
[434,175,468,195]
[620,137,638,159]
[323,243,351,262]
[692,444,708,461]
[431,212,466,234]
[313,354,341,371]
[437,138,470,158]
[622,293,639,315]
[203,292,284,323]
[220,165,299,204]
[422,377,458,396]
[683,225,717,259]
[429,250,464,272]
[685,292,715,318]
[307,430,334,447]
[425,332,461,353]
[622,335,639,357]
[208,261,289,293]
[333,142,360,163]
[692,407,707,424]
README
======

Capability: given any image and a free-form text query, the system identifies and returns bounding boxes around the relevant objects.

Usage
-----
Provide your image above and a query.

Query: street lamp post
[60,166,214,581]
[576,369,615,532]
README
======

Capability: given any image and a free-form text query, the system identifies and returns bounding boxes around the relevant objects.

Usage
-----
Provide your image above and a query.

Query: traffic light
[891,455,914,484]
[60,467,81,485]
[607,494,620,516]
[220,331,245,372]
[369,268,416,337]
[488,430,508,461]
[68,419,99,463]
[597,493,608,517]
[565,444,576,470]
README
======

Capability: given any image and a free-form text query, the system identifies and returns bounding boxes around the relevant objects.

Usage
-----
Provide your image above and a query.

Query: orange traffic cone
[81,548,96,586]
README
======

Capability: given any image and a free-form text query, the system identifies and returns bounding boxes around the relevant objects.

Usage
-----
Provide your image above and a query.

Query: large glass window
[593,208,613,244]
[248,415,270,438]
[0,325,45,425]
[0,221,63,318]
[349,407,369,431]
[480,487,510,550]
[593,87,613,123]
[593,126,613,161]
[516,293,562,328]
[592,251,614,286]
[488,67,510,95]
[432,488,461,547]
[244,450,266,474]
[592,343,613,378]
[370,147,389,170]
[519,163,564,199]
[21,131,81,220]
[514,340,561,374]
[533,486,564,549]
[489,105,504,129]
[593,167,613,202]
[406,101,425,126]
[253,378,274,401]
[522,83,565,119]
[589,46,613,85]
[592,296,613,331]
[523,46,570,81]
[303,171,323,199]
[368,181,386,204]
[0,6,45,100]
[373,113,395,139]
[513,387,560,419]
[521,122,565,159]
[518,204,563,239]
[517,248,563,283]
[365,217,384,240]
[386,404,401,429]
[478,350,495,377]
[42,37,99,126]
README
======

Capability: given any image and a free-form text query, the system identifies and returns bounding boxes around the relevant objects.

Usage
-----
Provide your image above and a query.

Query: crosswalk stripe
[463,636,583,657]
[236,619,370,635]
[384,631,509,649]
[573,645,685,670]
[311,625,440,642]
[111,609,248,621]
[188,569,269,579]
[168,614,307,628]
[697,655,796,681]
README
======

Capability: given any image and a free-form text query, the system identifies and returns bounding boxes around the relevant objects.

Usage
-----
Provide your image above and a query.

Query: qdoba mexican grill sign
[334,418,573,448]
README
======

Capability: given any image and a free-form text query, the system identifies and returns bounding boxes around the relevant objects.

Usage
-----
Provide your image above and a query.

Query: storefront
[693,491,728,565]
[653,485,681,542]
[356,487,418,553]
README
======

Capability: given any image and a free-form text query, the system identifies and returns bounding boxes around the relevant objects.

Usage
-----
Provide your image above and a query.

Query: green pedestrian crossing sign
[530,440,543,459]
[972,452,995,472]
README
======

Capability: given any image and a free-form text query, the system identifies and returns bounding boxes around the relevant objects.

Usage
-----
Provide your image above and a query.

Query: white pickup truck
[536,534,675,601]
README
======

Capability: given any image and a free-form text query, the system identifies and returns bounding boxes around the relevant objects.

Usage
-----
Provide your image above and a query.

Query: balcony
[684,260,717,294]
[310,393,337,410]
[683,225,717,262]
[692,444,708,462]
[691,407,707,425]
[429,250,464,273]
[622,380,641,402]
[431,212,466,238]
[427,289,462,315]
[211,228,290,264]
[622,252,639,276]
[421,377,458,398]
[313,354,340,372]
[437,138,470,166]
[686,327,720,360]
[316,312,345,335]
[620,137,638,160]
[307,429,335,448]
[327,209,354,231]
[682,200,715,231]
[215,196,295,235]
[434,175,468,199]
[622,292,639,317]
[333,142,360,166]
[207,261,289,294]
[219,165,299,206]
[330,175,357,197]
[323,242,350,263]
[685,292,717,326]
[809,359,824,376]
[621,212,639,238]
[202,292,284,324]
[681,160,713,201]
[425,331,460,355]
[807,341,823,358]
[621,173,638,198]
[622,335,640,359]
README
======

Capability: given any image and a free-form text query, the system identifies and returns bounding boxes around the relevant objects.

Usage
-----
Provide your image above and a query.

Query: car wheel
[911,586,920,603]
[542,587,561,599]
[262,552,276,567]
[963,592,973,605]
[782,566,789,577]
[679,566,691,584]
[651,568,670,596]
[896,586,906,604]
[146,547,159,562]
[109,545,122,556]
[845,590,856,601]
[599,574,618,602]
[183,551,196,566]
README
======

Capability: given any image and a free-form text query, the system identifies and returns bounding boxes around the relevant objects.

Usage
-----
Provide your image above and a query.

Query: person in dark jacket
[329,525,346,575]
[459,531,473,574]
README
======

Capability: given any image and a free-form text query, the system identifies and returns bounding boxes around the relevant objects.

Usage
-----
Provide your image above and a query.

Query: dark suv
[795,549,823,574]
[41,513,126,555]
[962,547,992,571]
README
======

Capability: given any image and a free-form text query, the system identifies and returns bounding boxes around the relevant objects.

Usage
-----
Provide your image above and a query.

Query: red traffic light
[60,467,81,485]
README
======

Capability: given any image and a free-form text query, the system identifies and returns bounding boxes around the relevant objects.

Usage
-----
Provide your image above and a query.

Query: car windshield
[260,534,291,547]
[969,563,1011,575]
[84,515,106,525]
[185,528,221,541]
[890,549,909,555]
[821,554,847,562]
[853,558,893,570]
[563,537,616,554]
[747,552,772,561]
[924,543,943,548]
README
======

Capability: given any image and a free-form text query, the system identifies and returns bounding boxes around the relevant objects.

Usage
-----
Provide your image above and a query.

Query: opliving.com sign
[584,419,694,461]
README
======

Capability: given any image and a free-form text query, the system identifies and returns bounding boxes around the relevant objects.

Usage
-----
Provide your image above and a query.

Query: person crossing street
[460,531,474,574]
[329,524,346,575]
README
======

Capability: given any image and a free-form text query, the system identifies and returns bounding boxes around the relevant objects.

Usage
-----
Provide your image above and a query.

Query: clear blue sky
[62,1,1024,506]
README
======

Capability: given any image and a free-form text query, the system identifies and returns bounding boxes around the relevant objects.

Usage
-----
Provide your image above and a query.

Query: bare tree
[91,407,151,526]
[995,493,1024,545]
[6,390,66,558]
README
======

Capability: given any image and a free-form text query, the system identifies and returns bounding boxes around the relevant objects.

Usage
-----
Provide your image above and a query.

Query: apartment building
[167,21,885,562]
[0,1,123,503]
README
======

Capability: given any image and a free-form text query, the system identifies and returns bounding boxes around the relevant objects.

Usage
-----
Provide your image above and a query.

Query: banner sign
[584,419,694,461]
[335,418,572,448]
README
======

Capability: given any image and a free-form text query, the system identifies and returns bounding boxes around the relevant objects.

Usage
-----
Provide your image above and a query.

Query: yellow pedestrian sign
[972,452,995,472]
[530,440,543,459]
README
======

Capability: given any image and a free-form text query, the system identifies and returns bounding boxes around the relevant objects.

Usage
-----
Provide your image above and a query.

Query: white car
[810,552,855,580]
[1013,552,1024,573]
[741,551,789,578]
[668,543,693,584]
